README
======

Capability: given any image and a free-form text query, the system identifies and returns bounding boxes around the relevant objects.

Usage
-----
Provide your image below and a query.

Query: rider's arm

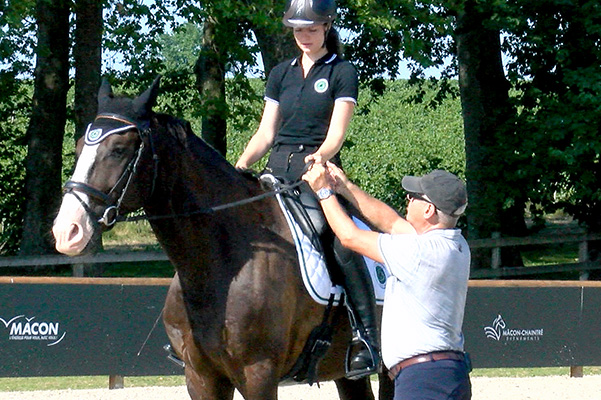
[306,100,355,164]
[235,101,279,169]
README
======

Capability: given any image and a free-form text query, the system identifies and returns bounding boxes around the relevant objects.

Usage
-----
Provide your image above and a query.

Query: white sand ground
[0,375,600,400]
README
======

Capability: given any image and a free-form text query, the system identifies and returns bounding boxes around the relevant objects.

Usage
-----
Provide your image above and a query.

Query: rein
[117,179,305,223]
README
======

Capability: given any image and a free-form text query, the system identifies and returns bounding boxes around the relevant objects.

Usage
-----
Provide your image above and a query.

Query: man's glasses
[406,192,436,209]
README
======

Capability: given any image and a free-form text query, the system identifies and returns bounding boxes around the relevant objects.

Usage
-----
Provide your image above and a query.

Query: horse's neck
[152,138,253,212]
[145,138,282,256]
[143,134,299,320]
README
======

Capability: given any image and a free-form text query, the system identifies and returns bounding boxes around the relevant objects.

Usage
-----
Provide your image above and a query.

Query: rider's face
[293,24,327,55]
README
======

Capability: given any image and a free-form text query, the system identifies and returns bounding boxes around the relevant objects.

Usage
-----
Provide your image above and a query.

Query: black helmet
[282,0,337,27]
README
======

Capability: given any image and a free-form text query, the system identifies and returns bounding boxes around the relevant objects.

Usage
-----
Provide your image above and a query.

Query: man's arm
[326,162,415,235]
[302,163,383,262]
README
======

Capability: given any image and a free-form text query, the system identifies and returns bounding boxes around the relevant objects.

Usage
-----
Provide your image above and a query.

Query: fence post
[570,237,589,376]
[109,374,124,389]
[491,232,501,269]
[72,264,84,277]
[579,238,589,281]
[570,366,584,378]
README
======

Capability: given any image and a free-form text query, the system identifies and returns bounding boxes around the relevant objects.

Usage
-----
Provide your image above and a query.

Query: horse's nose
[53,222,86,256]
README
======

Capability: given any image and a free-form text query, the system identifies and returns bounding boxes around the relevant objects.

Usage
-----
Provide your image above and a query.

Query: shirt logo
[314,78,329,93]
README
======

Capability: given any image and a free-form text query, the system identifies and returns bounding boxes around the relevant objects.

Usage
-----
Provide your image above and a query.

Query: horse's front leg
[184,364,235,400]
[334,376,376,400]
[235,359,279,400]
[163,275,236,400]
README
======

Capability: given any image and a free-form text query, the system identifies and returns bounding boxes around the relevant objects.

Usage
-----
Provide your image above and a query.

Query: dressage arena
[0,375,600,400]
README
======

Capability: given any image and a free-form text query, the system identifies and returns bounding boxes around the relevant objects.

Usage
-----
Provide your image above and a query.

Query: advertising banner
[1,280,600,376]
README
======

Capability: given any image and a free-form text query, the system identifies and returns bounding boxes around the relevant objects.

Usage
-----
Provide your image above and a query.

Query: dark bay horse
[52,77,393,400]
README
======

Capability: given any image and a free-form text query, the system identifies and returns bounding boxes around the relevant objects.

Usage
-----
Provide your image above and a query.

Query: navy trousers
[393,359,472,400]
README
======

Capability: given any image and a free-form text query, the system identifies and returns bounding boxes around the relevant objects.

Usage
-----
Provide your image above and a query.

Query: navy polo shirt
[265,53,359,147]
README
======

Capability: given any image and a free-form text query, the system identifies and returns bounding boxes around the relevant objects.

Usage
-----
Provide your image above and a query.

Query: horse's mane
[151,112,261,185]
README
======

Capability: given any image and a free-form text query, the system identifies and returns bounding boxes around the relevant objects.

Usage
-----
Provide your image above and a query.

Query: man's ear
[424,203,438,221]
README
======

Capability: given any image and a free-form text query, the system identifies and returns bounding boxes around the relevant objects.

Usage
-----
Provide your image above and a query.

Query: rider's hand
[304,153,323,166]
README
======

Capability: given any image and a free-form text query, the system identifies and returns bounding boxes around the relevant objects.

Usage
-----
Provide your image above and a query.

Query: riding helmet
[282,0,337,27]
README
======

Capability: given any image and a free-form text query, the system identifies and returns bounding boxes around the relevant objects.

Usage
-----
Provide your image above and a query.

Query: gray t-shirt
[377,229,471,369]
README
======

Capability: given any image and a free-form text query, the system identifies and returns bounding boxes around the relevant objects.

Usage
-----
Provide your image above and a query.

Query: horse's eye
[110,147,127,158]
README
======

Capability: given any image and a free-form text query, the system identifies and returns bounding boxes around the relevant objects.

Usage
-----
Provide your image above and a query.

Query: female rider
[235,0,380,380]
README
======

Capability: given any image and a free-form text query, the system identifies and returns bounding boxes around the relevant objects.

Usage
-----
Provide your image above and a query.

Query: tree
[455,1,526,268]
[19,0,70,255]
[73,0,103,141]
[501,0,601,274]
[0,0,36,255]
[194,16,228,156]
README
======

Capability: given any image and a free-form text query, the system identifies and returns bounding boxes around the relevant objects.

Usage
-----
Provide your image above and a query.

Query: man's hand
[234,160,248,170]
[302,162,332,192]
[325,162,351,195]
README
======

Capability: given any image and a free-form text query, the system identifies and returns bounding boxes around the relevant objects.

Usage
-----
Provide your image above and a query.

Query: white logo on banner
[0,315,67,346]
[484,314,544,342]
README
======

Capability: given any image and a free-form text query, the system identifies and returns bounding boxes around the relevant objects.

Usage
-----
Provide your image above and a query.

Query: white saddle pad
[272,184,388,306]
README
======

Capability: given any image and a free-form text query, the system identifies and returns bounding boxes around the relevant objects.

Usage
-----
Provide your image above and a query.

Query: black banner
[464,285,601,368]
[0,282,179,377]
[0,281,600,376]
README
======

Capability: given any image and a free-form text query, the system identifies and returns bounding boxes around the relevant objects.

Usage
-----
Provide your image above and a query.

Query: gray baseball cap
[402,170,468,217]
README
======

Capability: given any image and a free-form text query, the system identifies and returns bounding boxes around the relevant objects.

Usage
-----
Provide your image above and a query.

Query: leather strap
[388,351,465,380]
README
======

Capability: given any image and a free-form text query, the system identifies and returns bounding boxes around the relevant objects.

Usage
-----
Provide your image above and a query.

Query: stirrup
[344,330,379,380]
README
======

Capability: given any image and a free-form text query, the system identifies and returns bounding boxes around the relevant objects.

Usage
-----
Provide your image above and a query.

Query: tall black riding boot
[333,237,381,380]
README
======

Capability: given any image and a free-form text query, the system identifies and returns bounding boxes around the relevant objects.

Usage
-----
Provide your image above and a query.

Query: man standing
[303,163,472,400]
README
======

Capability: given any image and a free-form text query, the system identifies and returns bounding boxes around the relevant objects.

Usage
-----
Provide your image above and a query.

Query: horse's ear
[133,75,161,117]
[98,77,113,105]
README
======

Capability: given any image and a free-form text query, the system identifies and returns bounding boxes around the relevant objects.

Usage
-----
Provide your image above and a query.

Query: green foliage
[3,0,601,257]
[0,0,35,255]
[343,80,464,210]
[0,75,30,254]
[159,22,202,72]
[501,0,601,230]
[225,78,265,164]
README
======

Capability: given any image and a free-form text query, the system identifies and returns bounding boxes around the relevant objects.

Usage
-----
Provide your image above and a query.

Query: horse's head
[53,76,161,255]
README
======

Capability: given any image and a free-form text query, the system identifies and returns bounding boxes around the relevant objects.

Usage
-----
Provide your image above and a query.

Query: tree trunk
[194,18,227,156]
[20,0,70,256]
[253,24,298,75]
[455,1,526,269]
[73,0,104,275]
[73,0,103,141]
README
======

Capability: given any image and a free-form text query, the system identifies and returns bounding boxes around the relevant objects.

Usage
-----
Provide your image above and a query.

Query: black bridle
[63,114,155,230]
[63,114,305,229]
